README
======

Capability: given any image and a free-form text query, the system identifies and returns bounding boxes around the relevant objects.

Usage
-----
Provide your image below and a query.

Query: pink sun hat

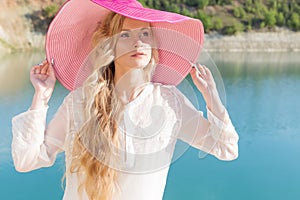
[46,0,204,91]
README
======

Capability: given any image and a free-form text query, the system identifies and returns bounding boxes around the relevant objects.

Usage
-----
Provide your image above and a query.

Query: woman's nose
[134,39,144,48]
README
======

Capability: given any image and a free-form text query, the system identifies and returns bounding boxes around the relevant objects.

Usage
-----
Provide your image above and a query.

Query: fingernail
[51,58,55,66]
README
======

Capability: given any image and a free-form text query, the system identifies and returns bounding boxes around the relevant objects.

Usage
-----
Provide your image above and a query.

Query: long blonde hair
[69,12,158,200]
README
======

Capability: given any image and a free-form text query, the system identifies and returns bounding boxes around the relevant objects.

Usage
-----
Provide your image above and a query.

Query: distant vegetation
[138,0,300,35]
[41,0,300,35]
[44,4,60,18]
[27,4,60,34]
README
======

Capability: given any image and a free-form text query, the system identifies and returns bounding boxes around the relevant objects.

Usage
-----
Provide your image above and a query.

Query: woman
[12,1,238,200]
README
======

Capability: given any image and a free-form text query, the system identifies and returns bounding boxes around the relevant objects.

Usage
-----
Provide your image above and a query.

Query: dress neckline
[125,82,154,107]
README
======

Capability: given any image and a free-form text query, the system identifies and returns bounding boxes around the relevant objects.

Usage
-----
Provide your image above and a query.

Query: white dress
[12,83,239,200]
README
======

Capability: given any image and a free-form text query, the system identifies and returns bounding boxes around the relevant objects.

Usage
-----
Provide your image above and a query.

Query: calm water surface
[0,51,299,200]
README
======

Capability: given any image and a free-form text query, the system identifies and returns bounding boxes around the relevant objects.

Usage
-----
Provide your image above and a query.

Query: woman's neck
[114,67,148,103]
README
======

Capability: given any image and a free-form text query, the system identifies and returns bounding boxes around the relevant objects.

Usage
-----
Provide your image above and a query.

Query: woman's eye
[120,32,130,38]
[142,30,150,37]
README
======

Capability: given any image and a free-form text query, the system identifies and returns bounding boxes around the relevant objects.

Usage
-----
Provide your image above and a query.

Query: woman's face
[114,17,153,69]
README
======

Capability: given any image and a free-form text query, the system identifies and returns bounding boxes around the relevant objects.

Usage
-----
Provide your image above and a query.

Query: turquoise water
[1,52,299,199]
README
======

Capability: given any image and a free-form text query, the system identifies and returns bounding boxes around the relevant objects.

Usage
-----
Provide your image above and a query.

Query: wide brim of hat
[46,0,204,91]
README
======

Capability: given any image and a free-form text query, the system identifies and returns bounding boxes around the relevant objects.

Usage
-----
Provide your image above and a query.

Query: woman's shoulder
[58,87,85,113]
[63,87,85,102]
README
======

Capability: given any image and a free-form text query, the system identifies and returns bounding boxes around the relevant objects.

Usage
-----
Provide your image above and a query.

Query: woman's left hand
[190,64,216,95]
[190,64,224,118]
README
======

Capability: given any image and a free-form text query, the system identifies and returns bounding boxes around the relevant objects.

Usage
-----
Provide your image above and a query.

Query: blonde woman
[12,1,239,200]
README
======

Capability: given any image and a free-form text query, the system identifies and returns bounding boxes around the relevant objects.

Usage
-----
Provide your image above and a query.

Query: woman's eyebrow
[121,27,150,31]
[141,28,151,31]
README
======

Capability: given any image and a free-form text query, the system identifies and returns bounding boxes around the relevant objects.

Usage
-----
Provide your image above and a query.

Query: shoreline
[203,30,300,52]
[1,31,300,53]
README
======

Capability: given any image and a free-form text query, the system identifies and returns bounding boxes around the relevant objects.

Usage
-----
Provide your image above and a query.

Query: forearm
[11,107,57,172]
[30,90,52,110]
[194,107,239,161]
[12,141,56,172]
[190,66,229,123]
[203,88,229,124]
[172,85,239,161]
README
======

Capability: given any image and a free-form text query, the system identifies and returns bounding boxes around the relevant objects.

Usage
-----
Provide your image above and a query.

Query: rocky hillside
[0,0,63,53]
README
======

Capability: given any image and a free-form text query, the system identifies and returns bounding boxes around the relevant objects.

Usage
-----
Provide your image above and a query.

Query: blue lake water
[1,51,299,200]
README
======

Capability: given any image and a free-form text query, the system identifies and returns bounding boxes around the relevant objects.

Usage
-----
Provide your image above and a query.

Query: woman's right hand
[29,60,56,109]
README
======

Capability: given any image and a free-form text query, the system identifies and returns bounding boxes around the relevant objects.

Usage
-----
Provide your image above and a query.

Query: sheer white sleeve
[11,93,72,172]
[172,87,239,161]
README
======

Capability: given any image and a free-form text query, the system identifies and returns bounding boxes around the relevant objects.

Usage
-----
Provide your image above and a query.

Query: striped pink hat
[46,0,204,91]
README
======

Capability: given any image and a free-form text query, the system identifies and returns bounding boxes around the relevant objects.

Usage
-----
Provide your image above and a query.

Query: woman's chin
[131,62,149,69]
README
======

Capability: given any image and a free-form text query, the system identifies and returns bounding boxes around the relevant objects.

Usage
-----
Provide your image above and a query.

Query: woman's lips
[131,52,145,57]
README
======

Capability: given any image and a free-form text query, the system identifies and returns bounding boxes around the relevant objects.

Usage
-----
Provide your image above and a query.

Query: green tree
[196,10,212,32]
[233,7,241,18]
[254,2,268,18]
[181,7,192,17]
[153,0,160,9]
[289,0,300,13]
[223,22,244,35]
[199,0,209,9]
[276,12,285,26]
[260,21,265,29]
[160,0,170,10]
[246,24,252,31]
[138,0,147,7]
[288,12,300,30]
[213,18,224,31]
[245,0,254,12]
[168,4,180,13]
[281,2,289,14]
[264,10,277,28]
[233,7,246,19]
[144,0,153,8]
[223,25,236,35]
[44,4,59,18]
[268,0,277,10]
